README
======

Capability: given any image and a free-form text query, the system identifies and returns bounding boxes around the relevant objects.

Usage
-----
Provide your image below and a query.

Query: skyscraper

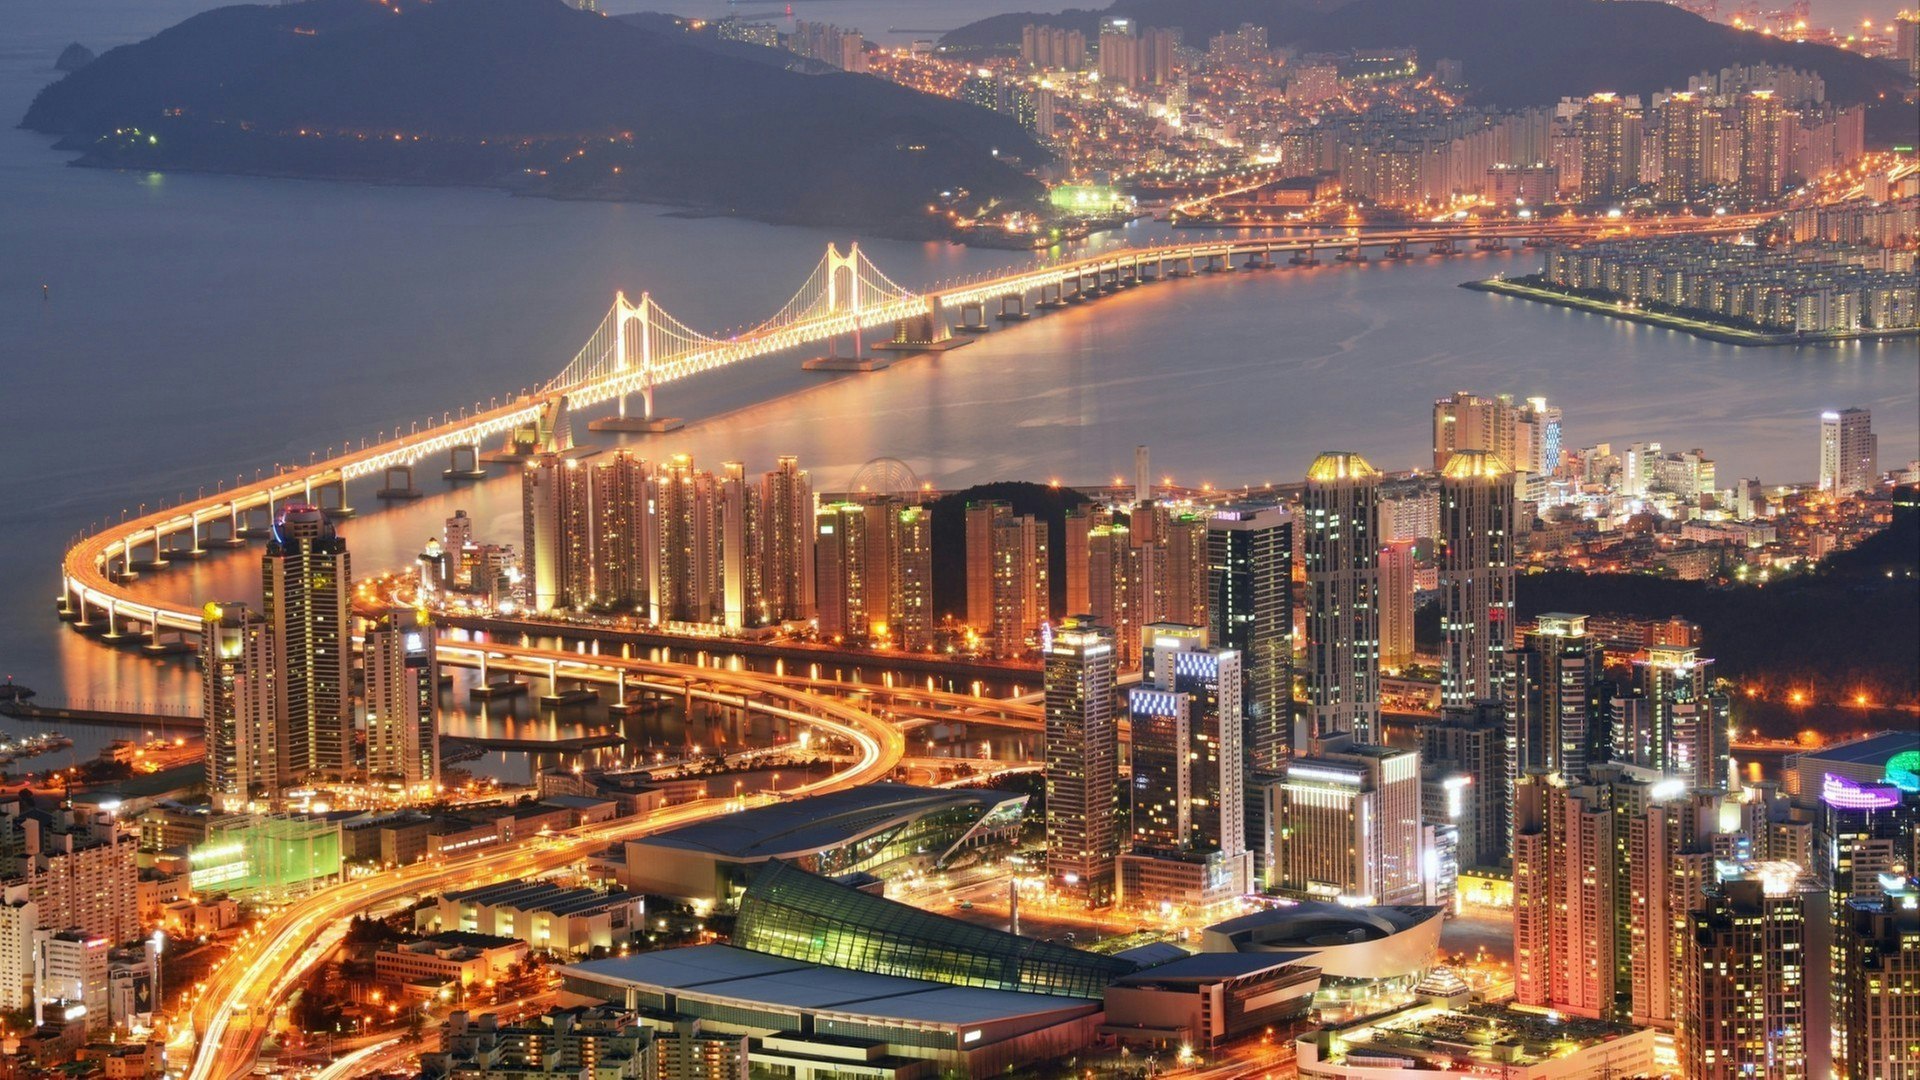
[1506,613,1601,787]
[1819,407,1878,495]
[1206,506,1293,774]
[1432,391,1559,483]
[264,505,352,783]
[1303,452,1382,744]
[1738,89,1784,202]
[761,456,816,623]
[965,501,1049,656]
[1412,703,1506,869]
[1579,92,1628,204]
[1045,617,1118,906]
[201,601,277,809]
[1835,895,1920,1080]
[650,454,725,625]
[1378,538,1417,671]
[590,450,649,612]
[1162,512,1211,629]
[1439,452,1515,708]
[1120,632,1250,905]
[1087,522,1146,668]
[364,606,440,796]
[1627,645,1729,791]
[814,501,868,642]
[1268,734,1423,904]
[521,455,580,613]
[1658,91,1707,204]
[885,503,934,651]
[1683,861,1814,1079]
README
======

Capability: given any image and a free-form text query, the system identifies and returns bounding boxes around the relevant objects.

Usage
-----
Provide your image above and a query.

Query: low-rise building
[374,932,529,995]
[1296,1000,1658,1079]
[417,881,644,956]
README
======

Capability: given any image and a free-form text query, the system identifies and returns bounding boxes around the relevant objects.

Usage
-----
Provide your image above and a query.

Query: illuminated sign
[1822,772,1903,811]
[1884,750,1920,794]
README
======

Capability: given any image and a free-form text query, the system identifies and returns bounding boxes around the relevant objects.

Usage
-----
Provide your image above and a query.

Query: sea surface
[2,0,1914,773]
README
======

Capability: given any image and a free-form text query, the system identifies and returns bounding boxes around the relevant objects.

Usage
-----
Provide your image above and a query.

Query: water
[3,0,1915,765]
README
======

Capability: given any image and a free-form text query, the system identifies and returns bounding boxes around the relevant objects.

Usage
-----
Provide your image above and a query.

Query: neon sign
[1822,772,1903,810]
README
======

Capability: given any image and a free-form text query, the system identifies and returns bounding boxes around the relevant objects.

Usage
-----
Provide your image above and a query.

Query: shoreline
[1463,277,1920,347]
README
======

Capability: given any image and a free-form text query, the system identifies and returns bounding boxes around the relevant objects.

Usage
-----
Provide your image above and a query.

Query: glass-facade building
[734,861,1134,999]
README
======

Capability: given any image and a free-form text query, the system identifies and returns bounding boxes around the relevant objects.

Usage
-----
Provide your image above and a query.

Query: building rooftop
[565,945,1099,1029]
[440,880,640,916]
[630,783,1022,861]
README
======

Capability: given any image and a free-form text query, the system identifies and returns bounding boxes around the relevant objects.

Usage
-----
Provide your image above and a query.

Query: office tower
[1819,407,1878,495]
[650,454,725,625]
[1120,633,1250,905]
[1629,645,1729,791]
[1900,12,1920,82]
[1268,734,1423,904]
[760,455,815,623]
[1206,506,1293,774]
[1836,896,1920,1080]
[972,507,1048,658]
[1683,861,1814,1080]
[590,450,649,612]
[814,502,868,642]
[1659,91,1707,203]
[1413,703,1506,868]
[893,505,934,651]
[264,505,352,782]
[1507,613,1600,788]
[1378,539,1417,670]
[1087,523,1146,668]
[1739,90,1784,202]
[364,607,440,795]
[38,931,109,1028]
[1439,452,1515,708]
[201,601,276,808]
[1044,617,1118,906]
[1578,92,1628,203]
[859,496,902,645]
[1302,452,1382,744]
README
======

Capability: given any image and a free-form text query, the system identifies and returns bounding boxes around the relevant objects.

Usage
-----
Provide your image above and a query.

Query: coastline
[1462,277,1920,348]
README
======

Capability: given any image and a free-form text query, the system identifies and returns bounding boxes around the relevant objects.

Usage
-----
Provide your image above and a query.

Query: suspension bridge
[56,219,1754,648]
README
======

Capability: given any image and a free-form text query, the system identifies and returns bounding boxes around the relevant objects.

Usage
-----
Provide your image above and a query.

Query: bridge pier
[995,293,1029,322]
[142,625,196,657]
[954,299,990,334]
[1476,237,1509,252]
[127,527,170,573]
[1290,245,1319,267]
[1036,282,1067,309]
[377,463,423,501]
[1384,240,1411,260]
[1337,241,1369,263]
[1244,248,1275,271]
[204,508,247,549]
[443,444,487,482]
[313,478,355,518]
[1432,239,1459,256]
[1169,255,1195,278]
[235,503,275,541]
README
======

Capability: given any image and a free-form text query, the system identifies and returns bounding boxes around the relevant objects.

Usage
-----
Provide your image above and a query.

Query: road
[181,659,905,1080]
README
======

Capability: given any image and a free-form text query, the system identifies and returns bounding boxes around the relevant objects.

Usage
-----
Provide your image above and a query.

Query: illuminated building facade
[1121,633,1251,905]
[1624,644,1729,791]
[1411,704,1506,868]
[1438,452,1515,708]
[760,455,815,623]
[813,501,868,642]
[1087,523,1145,669]
[1506,613,1601,788]
[649,454,725,625]
[1659,91,1708,203]
[1835,896,1920,1080]
[522,454,592,612]
[201,601,278,807]
[1207,505,1293,774]
[1682,861,1814,1080]
[1269,735,1423,904]
[1579,93,1627,203]
[263,505,352,783]
[1045,617,1118,905]
[1378,538,1417,671]
[965,501,1049,657]
[1739,90,1784,202]
[1302,452,1382,744]
[892,504,934,650]
[1819,407,1877,495]
[364,607,440,795]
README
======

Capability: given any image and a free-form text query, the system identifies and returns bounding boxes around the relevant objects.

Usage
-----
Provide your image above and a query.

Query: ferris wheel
[848,456,923,501]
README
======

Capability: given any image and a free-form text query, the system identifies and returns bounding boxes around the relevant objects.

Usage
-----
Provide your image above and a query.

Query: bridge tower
[614,290,656,421]
[825,244,864,360]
